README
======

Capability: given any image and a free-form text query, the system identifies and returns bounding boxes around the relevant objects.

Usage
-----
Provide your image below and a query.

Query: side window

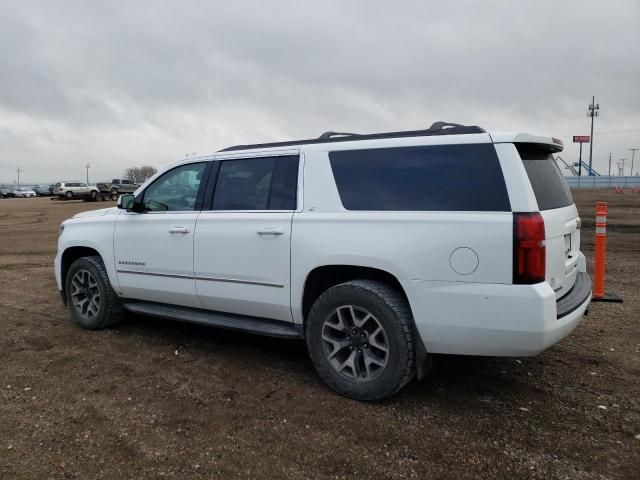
[212,155,298,211]
[142,162,206,212]
[329,144,510,211]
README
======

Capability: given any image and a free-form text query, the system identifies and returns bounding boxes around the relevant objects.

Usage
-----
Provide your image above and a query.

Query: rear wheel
[65,256,124,329]
[110,187,118,195]
[90,190,97,200]
[65,191,73,199]
[306,280,415,401]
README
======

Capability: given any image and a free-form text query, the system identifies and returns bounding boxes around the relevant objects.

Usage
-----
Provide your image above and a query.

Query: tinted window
[329,144,510,211]
[212,155,298,210]
[517,145,573,210]
[142,162,205,211]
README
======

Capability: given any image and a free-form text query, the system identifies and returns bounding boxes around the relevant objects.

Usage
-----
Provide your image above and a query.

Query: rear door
[193,152,300,322]
[517,145,580,298]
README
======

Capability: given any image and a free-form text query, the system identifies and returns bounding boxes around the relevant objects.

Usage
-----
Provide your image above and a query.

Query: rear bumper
[406,274,591,357]
[557,272,591,318]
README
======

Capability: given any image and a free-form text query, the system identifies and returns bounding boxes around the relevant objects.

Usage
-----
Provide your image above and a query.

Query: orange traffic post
[591,202,622,303]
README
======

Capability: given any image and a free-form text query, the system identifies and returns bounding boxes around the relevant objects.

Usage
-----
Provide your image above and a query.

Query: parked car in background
[53,182,99,199]
[107,179,139,195]
[0,187,15,198]
[33,185,52,197]
[13,188,37,198]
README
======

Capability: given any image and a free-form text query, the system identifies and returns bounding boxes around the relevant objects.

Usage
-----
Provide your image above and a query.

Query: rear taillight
[513,212,546,284]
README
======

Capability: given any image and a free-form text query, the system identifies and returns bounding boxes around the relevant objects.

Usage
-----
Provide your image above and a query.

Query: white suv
[54,181,99,199]
[55,122,591,400]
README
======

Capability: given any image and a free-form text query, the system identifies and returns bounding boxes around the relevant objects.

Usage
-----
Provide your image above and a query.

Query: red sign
[573,135,590,143]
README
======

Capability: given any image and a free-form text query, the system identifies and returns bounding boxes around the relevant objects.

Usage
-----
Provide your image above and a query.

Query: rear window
[517,144,573,210]
[329,144,510,211]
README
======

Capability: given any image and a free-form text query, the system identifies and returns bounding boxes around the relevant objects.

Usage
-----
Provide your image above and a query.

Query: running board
[122,301,303,339]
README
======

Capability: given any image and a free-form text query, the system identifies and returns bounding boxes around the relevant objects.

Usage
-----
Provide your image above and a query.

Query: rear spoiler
[490,132,564,152]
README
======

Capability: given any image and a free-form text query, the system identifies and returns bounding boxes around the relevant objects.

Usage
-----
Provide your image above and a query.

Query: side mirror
[117,194,136,210]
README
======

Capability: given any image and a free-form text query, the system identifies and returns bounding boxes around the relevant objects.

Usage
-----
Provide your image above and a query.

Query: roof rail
[317,131,361,140]
[219,121,485,152]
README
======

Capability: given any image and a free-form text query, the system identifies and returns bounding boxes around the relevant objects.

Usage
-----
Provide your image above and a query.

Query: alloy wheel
[70,269,101,321]
[321,305,389,382]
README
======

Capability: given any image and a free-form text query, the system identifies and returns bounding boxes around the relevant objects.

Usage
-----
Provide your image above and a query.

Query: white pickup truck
[55,122,591,400]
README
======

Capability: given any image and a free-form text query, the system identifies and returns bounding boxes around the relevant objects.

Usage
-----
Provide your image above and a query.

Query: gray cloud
[0,0,638,183]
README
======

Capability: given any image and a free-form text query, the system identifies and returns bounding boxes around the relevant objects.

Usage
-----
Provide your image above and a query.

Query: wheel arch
[301,265,408,321]
[60,246,102,305]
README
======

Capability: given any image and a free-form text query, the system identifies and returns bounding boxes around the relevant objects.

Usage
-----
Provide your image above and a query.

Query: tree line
[123,166,157,183]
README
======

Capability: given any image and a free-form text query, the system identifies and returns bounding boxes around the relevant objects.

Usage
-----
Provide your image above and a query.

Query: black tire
[305,280,415,401]
[110,187,118,195]
[65,256,124,330]
[90,190,97,200]
[65,191,73,199]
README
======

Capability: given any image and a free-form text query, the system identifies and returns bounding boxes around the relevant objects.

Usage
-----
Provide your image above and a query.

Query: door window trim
[201,153,302,213]
[133,160,213,214]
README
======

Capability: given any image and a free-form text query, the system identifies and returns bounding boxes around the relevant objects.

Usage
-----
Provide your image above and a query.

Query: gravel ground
[0,191,638,479]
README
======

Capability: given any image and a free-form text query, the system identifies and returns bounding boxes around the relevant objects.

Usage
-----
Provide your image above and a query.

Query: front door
[114,161,209,308]
[194,154,300,322]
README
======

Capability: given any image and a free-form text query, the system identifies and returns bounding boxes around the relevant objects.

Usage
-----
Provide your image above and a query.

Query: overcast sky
[0,0,639,184]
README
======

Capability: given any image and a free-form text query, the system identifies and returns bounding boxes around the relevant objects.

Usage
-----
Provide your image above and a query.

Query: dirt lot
[0,191,638,479]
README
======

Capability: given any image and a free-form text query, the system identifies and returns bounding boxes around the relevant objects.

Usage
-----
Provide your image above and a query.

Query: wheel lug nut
[364,343,368,348]
[347,336,351,341]
[352,329,357,335]
[358,348,362,353]
[360,333,366,338]
[349,345,354,350]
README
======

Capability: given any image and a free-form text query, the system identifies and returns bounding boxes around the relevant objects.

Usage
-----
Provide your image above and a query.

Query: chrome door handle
[169,227,190,234]
[257,227,284,235]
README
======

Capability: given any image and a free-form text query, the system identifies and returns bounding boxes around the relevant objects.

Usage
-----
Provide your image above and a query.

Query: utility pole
[587,96,599,174]
[608,153,612,176]
[16,167,22,188]
[618,159,626,176]
[85,162,91,184]
[630,148,639,176]
[578,142,583,176]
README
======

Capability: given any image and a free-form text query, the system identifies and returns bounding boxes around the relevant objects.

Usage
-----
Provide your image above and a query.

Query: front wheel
[65,256,124,330]
[65,191,73,199]
[306,280,415,401]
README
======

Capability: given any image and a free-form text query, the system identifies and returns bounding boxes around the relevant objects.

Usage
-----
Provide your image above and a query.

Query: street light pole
[16,167,22,188]
[587,96,599,175]
[85,162,91,184]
